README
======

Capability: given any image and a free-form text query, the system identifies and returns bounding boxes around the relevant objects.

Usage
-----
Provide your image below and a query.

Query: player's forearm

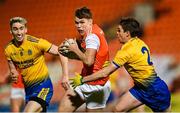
[73,49,91,65]
[8,60,17,72]
[7,60,19,82]
[82,63,117,83]
[48,44,59,56]
[82,67,109,83]
[82,70,105,83]
[59,54,69,76]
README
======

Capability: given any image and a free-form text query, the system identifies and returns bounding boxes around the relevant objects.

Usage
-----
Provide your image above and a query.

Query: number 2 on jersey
[141,46,153,65]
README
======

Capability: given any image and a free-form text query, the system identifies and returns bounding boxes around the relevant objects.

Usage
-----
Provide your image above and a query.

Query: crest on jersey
[28,49,32,55]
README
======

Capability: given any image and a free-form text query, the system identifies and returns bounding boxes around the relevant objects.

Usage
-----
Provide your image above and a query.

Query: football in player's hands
[58,39,74,52]
[64,39,75,46]
[58,39,79,59]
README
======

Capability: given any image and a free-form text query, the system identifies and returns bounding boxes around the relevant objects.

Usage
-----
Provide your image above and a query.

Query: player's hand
[10,71,18,83]
[69,72,83,89]
[58,41,69,54]
[66,39,79,52]
[61,75,70,90]
[58,39,77,54]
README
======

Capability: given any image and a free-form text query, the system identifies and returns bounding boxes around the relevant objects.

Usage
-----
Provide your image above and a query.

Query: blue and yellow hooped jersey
[113,37,157,88]
[4,34,52,87]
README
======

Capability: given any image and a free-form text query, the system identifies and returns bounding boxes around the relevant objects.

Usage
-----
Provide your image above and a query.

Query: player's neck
[84,25,92,38]
[14,39,23,47]
[87,25,92,35]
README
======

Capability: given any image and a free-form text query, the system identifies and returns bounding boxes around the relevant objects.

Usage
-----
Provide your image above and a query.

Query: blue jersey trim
[112,61,120,68]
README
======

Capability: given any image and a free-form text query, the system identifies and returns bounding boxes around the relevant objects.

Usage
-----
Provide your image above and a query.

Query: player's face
[10,22,27,42]
[75,17,92,36]
[116,25,129,44]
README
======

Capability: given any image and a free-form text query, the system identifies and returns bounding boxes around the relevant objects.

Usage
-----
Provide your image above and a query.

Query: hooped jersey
[113,37,157,88]
[79,24,110,85]
[5,35,52,87]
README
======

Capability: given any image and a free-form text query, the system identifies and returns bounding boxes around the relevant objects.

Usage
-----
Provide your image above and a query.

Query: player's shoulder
[26,34,40,43]
[131,37,145,45]
[122,41,132,51]
[124,38,142,49]
[92,24,104,35]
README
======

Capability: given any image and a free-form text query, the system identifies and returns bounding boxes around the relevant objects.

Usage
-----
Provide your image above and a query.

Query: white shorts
[74,80,111,109]
[11,88,25,99]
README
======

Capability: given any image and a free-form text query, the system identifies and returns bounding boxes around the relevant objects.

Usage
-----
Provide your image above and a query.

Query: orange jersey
[12,74,24,88]
[80,24,110,85]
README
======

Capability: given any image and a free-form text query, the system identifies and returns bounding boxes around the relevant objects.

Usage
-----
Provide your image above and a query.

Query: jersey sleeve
[85,34,100,50]
[4,48,11,61]
[112,46,131,68]
[38,38,52,52]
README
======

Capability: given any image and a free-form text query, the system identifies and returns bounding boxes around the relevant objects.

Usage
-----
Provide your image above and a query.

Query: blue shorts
[25,77,53,107]
[130,77,170,112]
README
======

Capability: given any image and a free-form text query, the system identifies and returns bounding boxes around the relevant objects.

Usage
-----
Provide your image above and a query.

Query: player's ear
[89,19,93,24]
[126,31,131,37]
[25,27,27,33]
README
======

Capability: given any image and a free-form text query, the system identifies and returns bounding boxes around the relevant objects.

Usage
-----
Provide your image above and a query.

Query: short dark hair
[75,7,92,19]
[119,17,142,37]
[10,17,27,28]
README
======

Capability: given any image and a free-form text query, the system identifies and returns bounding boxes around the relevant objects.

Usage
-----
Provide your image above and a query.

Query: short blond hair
[10,17,27,28]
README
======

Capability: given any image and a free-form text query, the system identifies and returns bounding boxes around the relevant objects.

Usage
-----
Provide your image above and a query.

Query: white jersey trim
[85,34,100,51]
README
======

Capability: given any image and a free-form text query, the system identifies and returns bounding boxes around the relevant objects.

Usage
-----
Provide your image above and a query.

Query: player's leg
[58,89,85,112]
[10,88,25,112]
[24,100,42,112]
[24,77,53,112]
[115,76,171,112]
[11,98,24,112]
[113,91,143,112]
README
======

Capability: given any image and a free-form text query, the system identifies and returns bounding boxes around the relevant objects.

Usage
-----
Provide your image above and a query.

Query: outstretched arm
[70,63,118,88]
[48,44,70,90]
[59,55,69,90]
[82,63,117,83]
